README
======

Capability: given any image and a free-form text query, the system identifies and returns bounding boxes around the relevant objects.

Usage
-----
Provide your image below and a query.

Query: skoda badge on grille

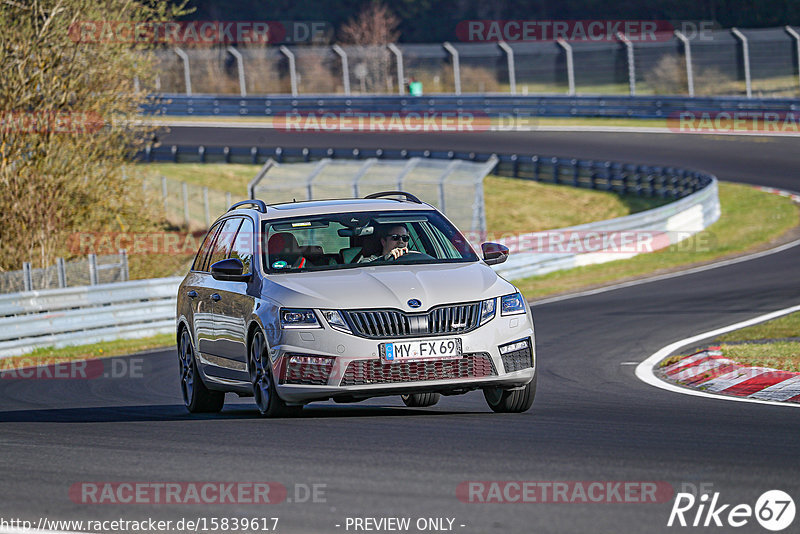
[407,299,422,308]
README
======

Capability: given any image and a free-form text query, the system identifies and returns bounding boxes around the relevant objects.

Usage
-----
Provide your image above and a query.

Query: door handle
[211,293,221,301]
[187,290,198,298]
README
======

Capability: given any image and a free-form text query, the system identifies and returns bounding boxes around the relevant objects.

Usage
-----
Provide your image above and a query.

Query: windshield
[262,210,478,273]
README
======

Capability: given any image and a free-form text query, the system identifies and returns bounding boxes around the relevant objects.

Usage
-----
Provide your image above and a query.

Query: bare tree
[339,3,400,93]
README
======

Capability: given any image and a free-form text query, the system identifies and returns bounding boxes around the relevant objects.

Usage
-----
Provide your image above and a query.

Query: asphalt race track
[1,128,798,534]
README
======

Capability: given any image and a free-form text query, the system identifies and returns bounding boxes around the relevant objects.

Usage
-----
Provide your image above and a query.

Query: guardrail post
[551,157,560,184]
[498,41,516,94]
[203,187,210,227]
[251,146,259,164]
[57,257,66,288]
[510,154,519,177]
[674,30,695,96]
[88,254,98,286]
[731,28,752,98]
[174,47,192,96]
[119,250,129,282]
[226,46,247,97]
[786,26,800,92]
[280,45,299,96]
[198,145,205,163]
[22,262,32,292]
[161,176,168,213]
[332,44,351,96]
[182,182,190,227]
[556,39,575,95]
[617,32,636,96]
[532,156,540,181]
[571,159,579,187]
[443,42,461,95]
[387,43,405,95]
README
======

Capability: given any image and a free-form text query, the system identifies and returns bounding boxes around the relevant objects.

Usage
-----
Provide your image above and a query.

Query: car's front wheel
[401,393,441,407]
[249,330,302,417]
[178,328,224,413]
[483,370,536,413]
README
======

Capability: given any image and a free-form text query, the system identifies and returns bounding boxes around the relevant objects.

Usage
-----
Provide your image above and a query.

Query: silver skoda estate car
[176,191,536,416]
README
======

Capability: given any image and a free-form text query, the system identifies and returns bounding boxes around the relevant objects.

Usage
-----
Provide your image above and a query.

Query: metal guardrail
[140,144,713,200]
[494,178,720,279]
[0,277,181,358]
[146,93,800,120]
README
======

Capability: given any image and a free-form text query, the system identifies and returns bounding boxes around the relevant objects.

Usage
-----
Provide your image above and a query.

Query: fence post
[174,47,192,96]
[387,43,405,94]
[279,45,299,96]
[443,42,461,95]
[22,262,32,292]
[88,254,98,286]
[332,44,351,96]
[161,176,168,214]
[786,26,800,92]
[203,187,210,227]
[616,32,636,96]
[556,39,575,95]
[226,46,247,97]
[182,182,190,227]
[673,30,695,96]
[498,41,516,94]
[226,191,232,208]
[57,257,66,288]
[731,28,752,98]
[119,250,129,282]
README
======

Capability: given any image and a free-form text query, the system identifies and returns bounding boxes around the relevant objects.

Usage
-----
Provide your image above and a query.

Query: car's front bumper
[271,313,536,403]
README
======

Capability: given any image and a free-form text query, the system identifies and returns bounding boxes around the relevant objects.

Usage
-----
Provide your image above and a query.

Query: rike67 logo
[668,490,795,531]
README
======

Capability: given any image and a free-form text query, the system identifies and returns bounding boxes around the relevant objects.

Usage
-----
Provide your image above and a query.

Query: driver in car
[359,224,420,262]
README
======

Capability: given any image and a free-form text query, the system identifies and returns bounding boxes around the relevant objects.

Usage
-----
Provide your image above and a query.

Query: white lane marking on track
[634,304,800,408]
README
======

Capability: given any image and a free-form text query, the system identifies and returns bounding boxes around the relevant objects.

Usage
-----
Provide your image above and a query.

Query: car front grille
[342,302,481,339]
[501,341,533,373]
[339,352,496,386]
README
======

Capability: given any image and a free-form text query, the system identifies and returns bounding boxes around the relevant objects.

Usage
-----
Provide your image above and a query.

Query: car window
[206,217,243,270]
[230,218,254,275]
[192,222,221,272]
[262,210,478,273]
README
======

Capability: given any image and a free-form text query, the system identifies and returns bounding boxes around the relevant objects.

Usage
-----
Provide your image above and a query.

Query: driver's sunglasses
[388,234,410,242]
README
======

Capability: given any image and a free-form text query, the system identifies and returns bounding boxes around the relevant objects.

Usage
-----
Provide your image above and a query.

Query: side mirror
[481,242,509,265]
[210,258,250,281]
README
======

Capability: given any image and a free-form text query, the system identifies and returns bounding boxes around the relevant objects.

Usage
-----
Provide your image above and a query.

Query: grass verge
[514,182,799,299]
[0,334,175,371]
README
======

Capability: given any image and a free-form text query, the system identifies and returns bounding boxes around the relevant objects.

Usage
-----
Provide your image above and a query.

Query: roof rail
[228,199,267,213]
[364,191,423,204]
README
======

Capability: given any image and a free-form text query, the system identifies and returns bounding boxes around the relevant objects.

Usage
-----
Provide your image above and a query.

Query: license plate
[381,338,462,362]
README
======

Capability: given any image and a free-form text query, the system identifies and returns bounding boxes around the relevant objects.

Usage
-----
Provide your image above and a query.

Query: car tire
[400,393,441,407]
[178,328,225,413]
[249,330,302,418]
[483,369,537,413]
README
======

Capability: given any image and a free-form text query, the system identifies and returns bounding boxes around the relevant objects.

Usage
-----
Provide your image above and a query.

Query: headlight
[280,308,321,329]
[501,292,527,316]
[479,298,496,325]
[321,309,352,333]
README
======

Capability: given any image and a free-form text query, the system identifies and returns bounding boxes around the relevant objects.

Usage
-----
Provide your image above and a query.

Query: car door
[210,216,256,370]
[184,222,222,357]
[201,217,251,378]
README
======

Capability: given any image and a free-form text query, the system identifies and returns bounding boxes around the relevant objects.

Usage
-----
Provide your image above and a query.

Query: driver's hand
[386,247,407,260]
